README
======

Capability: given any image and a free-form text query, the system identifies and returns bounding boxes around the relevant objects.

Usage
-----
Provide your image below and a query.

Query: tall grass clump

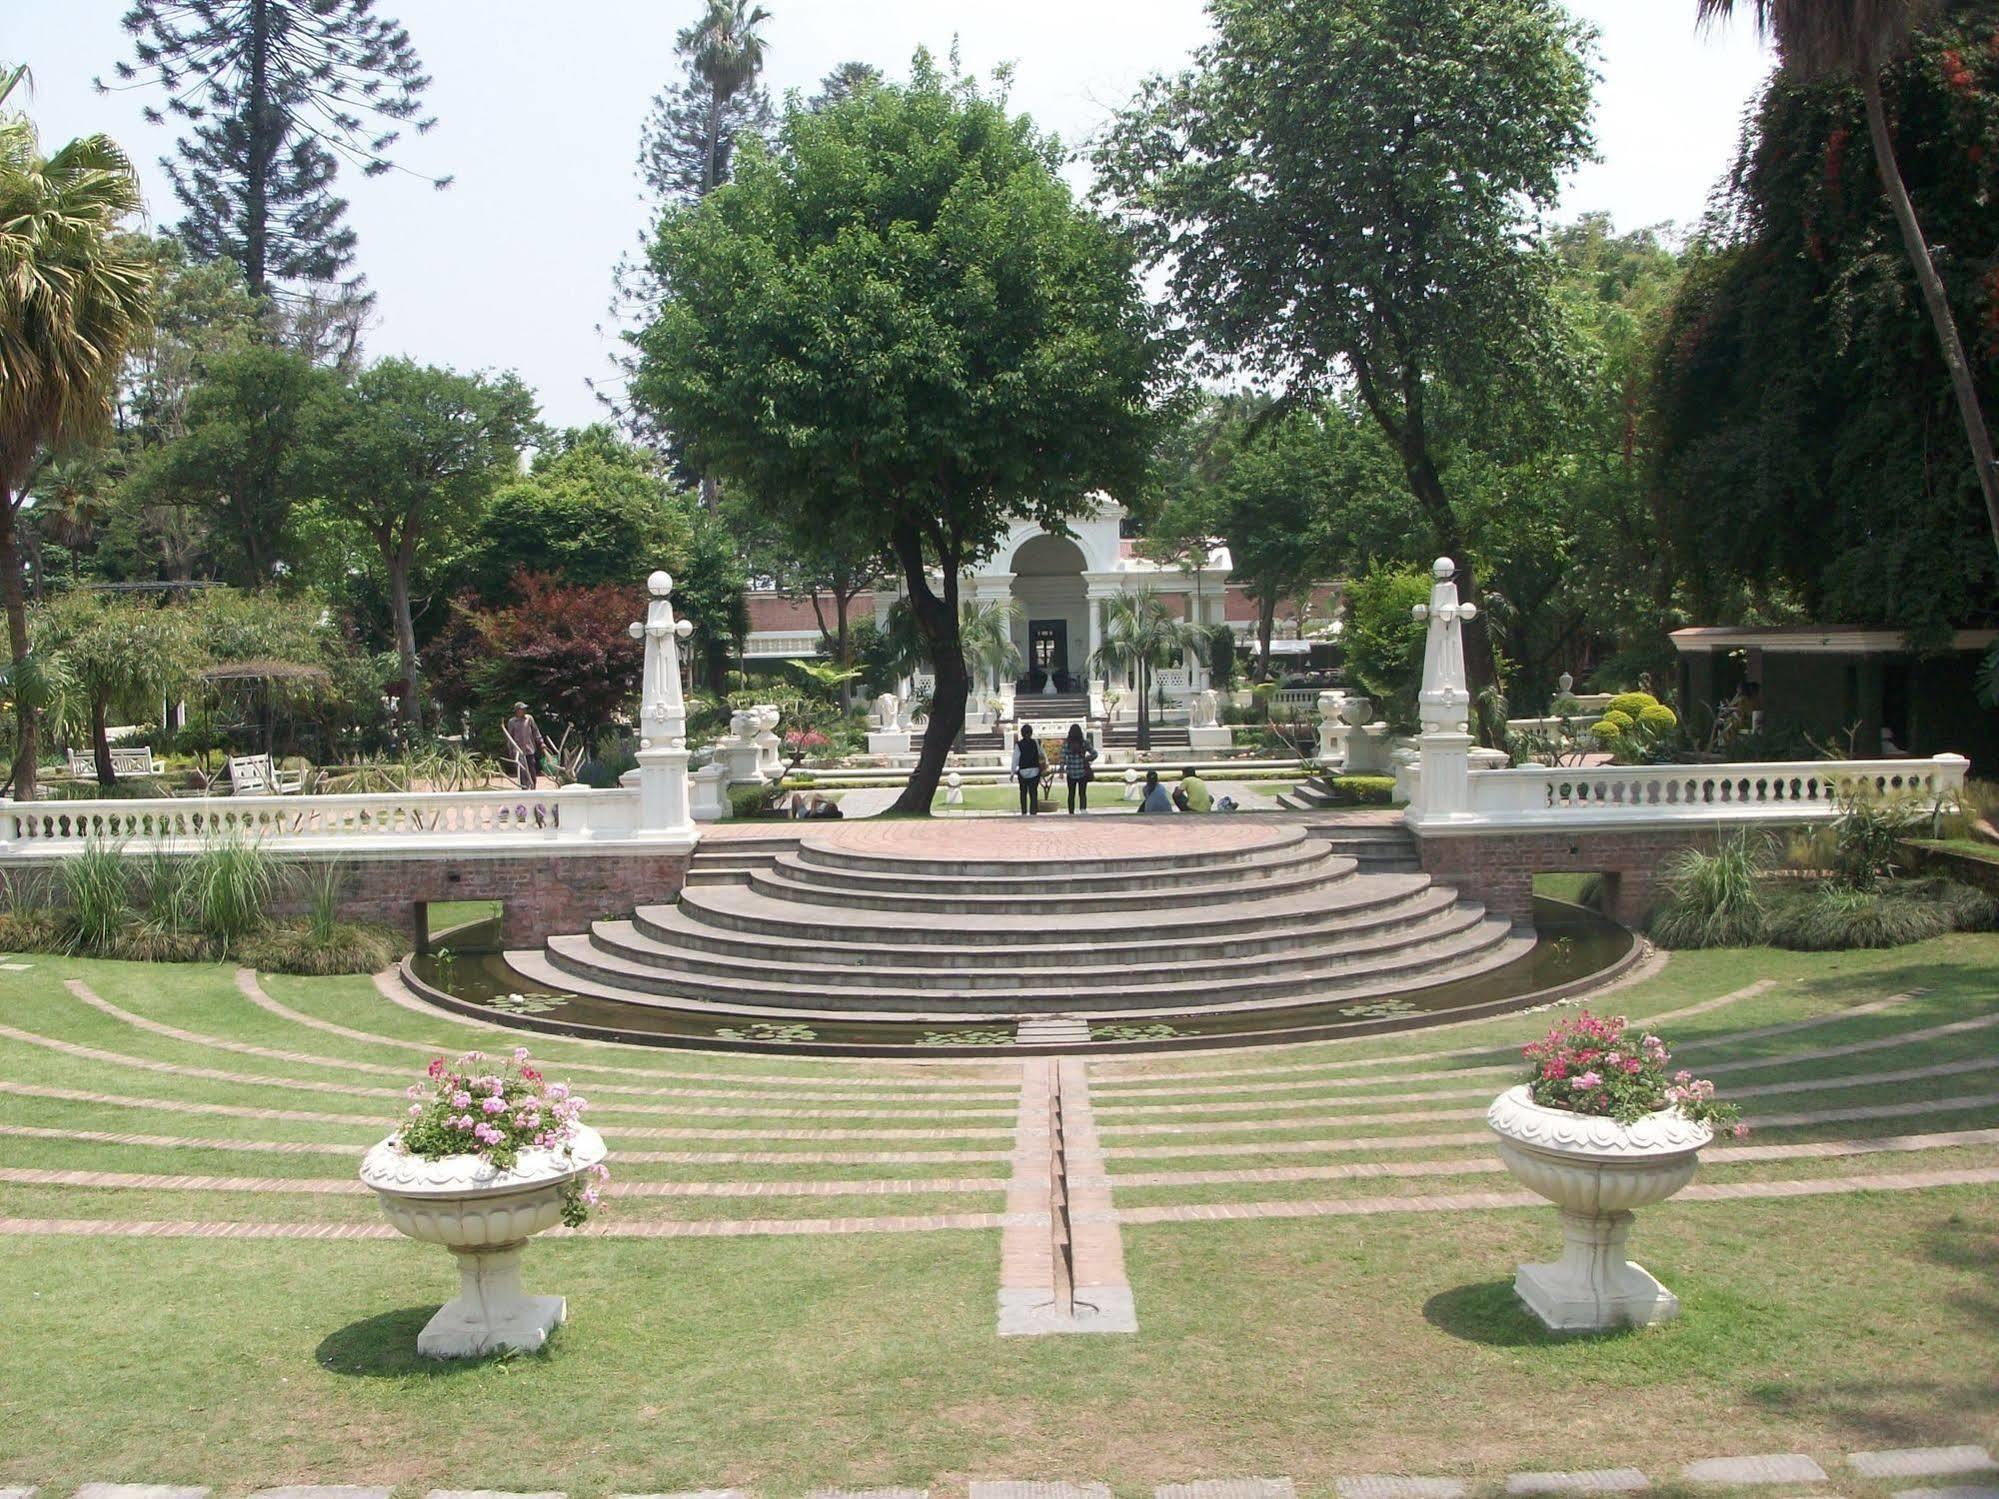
[0,867,67,952]
[125,849,214,961]
[1833,793,1920,889]
[60,839,135,953]
[188,834,276,943]
[1648,832,1771,949]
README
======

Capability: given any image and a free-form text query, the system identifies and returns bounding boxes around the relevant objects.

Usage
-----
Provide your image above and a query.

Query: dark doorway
[1029,620,1069,681]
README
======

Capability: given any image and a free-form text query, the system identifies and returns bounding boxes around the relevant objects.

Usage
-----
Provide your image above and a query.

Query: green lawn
[1,936,1996,1491]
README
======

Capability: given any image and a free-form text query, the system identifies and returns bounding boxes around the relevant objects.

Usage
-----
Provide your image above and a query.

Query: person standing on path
[1060,722,1097,815]
[1011,722,1045,815]
[503,701,547,790]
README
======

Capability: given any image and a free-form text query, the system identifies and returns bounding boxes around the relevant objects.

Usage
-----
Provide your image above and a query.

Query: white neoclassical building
[742,497,1340,707]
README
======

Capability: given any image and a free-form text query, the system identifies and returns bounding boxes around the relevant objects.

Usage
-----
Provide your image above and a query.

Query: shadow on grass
[315,1306,550,1378]
[1422,1280,1644,1347]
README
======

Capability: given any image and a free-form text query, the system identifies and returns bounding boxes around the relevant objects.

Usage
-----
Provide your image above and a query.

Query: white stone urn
[359,1124,608,1358]
[1486,1085,1710,1332]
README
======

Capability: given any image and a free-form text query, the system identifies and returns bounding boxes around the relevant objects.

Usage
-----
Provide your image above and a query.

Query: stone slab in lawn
[1891,1489,1999,1499]
[1336,1479,1465,1499]
[1681,1456,1827,1486]
[251,1489,392,1499]
[970,1486,1112,1499]
[1157,1482,1297,1499]
[75,1487,210,1499]
[1507,1472,1650,1495]
[1850,1451,1998,1480]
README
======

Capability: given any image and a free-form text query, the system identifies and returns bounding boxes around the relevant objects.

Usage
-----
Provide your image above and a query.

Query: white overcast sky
[8,1,1775,431]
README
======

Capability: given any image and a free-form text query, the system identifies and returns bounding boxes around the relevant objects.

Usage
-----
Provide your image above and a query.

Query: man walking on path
[503,701,547,790]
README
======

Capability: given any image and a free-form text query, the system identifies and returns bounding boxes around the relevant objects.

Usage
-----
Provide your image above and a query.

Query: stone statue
[624,570,697,838]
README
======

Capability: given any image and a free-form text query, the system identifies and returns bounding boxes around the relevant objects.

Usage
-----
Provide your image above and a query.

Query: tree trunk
[386,553,424,735]
[886,523,964,816]
[91,695,116,787]
[1257,593,1276,683]
[834,590,854,710]
[1143,659,1159,755]
[0,494,38,803]
[1862,71,1999,561]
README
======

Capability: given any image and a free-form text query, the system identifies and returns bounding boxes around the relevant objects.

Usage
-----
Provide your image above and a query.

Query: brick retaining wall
[1414,825,1742,926]
[263,851,692,949]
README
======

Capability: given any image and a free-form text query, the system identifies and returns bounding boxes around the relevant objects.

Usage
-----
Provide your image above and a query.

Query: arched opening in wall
[1533,871,1613,916]
[1008,532,1089,693]
[420,898,504,955]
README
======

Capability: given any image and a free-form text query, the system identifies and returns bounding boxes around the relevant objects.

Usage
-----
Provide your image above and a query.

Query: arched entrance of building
[1009,533,1089,692]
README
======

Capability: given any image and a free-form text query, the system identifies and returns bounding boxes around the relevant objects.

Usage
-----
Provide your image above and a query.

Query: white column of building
[1084,578,1116,695]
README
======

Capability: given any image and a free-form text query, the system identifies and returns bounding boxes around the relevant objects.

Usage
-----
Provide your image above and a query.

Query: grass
[1,937,1998,1490]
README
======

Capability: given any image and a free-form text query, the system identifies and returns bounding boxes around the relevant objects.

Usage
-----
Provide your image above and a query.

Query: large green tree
[102,0,446,307]
[636,57,1164,812]
[0,66,156,800]
[1655,21,1999,641]
[1096,0,1596,732]
[299,358,535,731]
[1698,0,1999,560]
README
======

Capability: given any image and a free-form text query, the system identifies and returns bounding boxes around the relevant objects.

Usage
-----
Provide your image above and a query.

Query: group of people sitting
[1009,722,1233,816]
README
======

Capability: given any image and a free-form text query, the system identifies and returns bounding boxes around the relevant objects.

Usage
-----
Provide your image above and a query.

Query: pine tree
[810,61,882,113]
[99,0,447,308]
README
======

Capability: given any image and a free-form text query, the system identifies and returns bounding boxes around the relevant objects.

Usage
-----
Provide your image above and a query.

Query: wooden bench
[66,746,159,781]
[226,752,305,795]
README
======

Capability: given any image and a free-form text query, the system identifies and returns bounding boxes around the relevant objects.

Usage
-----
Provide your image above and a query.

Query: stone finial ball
[947,772,962,788]
[1432,557,1455,579]
[648,570,673,595]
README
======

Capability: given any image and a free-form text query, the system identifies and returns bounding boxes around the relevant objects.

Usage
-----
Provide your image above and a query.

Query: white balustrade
[1458,755,1970,827]
[1270,688,1323,712]
[0,785,645,855]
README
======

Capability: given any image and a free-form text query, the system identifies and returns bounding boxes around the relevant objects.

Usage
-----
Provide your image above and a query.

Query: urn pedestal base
[1514,1209,1679,1332]
[419,1243,565,1359]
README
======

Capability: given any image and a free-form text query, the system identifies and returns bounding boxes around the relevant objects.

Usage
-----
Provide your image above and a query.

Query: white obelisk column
[628,570,698,843]
[1408,557,1477,827]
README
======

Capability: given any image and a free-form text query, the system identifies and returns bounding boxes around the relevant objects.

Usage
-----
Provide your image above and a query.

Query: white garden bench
[66,746,159,780]
[227,752,306,795]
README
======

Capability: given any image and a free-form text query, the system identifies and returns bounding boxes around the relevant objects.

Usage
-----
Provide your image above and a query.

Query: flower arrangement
[395,1047,610,1225]
[1522,1011,1744,1136]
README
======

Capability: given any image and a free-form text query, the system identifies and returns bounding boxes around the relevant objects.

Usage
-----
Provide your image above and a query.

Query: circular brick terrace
[786,818,1292,862]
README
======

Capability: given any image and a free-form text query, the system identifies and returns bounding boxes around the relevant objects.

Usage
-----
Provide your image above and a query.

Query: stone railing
[1270,688,1323,712]
[0,785,649,856]
[1453,754,1970,827]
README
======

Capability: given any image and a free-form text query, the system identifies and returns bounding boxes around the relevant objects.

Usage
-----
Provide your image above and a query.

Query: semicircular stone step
[790,825,1313,880]
[529,911,1524,1019]
[636,875,1461,971]
[591,895,1493,996]
[775,837,1340,899]
[671,865,1431,950]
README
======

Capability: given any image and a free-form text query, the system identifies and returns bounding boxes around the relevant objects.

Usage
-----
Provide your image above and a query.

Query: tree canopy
[636,55,1165,811]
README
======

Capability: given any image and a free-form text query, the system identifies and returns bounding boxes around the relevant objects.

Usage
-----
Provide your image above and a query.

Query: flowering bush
[783,729,830,757]
[1522,1011,1744,1137]
[395,1047,609,1226]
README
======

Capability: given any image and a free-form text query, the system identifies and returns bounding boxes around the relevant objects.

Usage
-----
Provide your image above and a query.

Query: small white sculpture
[945,771,964,806]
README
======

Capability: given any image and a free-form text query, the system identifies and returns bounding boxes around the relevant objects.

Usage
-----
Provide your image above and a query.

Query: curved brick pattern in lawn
[0,1164,1011,1197]
[69,979,1022,1104]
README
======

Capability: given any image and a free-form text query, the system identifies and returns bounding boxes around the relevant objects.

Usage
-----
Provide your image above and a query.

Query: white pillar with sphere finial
[1406,557,1478,828]
[628,570,698,843]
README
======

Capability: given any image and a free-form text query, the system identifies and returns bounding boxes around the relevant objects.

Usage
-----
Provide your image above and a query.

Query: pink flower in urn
[1673,1069,1693,1086]
[481,1095,507,1115]
[407,1103,422,1117]
[450,1091,471,1110]
[1572,1070,1603,1091]
[473,1122,502,1146]
[451,1114,473,1130]
[426,1057,445,1079]
[1731,1122,1750,1139]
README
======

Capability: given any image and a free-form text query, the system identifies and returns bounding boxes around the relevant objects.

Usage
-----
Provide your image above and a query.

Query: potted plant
[359,1046,609,1358]
[1486,1011,1742,1332]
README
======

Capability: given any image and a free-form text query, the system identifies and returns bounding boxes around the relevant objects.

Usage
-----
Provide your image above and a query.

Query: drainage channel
[997,1057,1136,1336]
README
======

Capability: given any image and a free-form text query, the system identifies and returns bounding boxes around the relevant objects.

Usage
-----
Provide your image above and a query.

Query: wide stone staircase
[502,824,1529,1024]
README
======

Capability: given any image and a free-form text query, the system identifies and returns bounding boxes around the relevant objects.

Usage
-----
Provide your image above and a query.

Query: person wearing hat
[503,701,547,789]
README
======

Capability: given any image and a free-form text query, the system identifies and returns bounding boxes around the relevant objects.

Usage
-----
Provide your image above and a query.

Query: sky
[7,1,1777,432]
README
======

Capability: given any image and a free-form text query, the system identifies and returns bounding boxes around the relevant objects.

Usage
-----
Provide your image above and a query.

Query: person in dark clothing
[503,702,546,790]
[1011,722,1044,815]
[1060,723,1096,814]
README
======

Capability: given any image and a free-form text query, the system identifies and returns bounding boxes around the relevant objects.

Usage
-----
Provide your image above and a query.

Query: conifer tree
[100,0,447,309]
[636,1,774,209]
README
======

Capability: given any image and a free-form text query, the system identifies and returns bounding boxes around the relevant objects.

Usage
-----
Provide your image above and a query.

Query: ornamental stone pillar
[627,570,698,843]
[1406,557,1478,829]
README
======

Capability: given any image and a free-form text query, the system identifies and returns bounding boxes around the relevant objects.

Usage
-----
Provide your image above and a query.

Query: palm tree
[0,68,156,799]
[683,1,772,196]
[1697,0,1999,558]
[1090,589,1205,753]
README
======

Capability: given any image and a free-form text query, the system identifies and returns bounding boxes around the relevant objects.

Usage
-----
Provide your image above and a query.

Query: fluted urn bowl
[1486,1085,1710,1332]
[359,1123,607,1358]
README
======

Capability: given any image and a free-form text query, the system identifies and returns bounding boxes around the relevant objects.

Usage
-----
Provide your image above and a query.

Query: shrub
[1592,708,1635,742]
[1763,883,1950,950]
[60,840,134,954]
[1343,564,1431,731]
[1832,793,1921,890]
[1325,774,1397,805]
[1637,703,1678,735]
[1604,691,1658,721]
[0,906,69,953]
[189,835,276,942]
[728,782,783,819]
[236,920,402,976]
[1648,833,1771,948]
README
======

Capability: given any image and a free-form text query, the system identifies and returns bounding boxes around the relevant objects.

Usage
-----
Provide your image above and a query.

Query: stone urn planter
[360,1123,607,1358]
[1486,1084,1710,1332]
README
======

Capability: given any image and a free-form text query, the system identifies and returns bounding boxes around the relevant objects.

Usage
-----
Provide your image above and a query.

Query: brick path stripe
[1089,990,1934,1100]
[68,980,1020,1104]
[3,1006,1017,1122]
[0,1165,1009,1198]
[1112,1166,1999,1224]
[1087,982,1776,1085]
